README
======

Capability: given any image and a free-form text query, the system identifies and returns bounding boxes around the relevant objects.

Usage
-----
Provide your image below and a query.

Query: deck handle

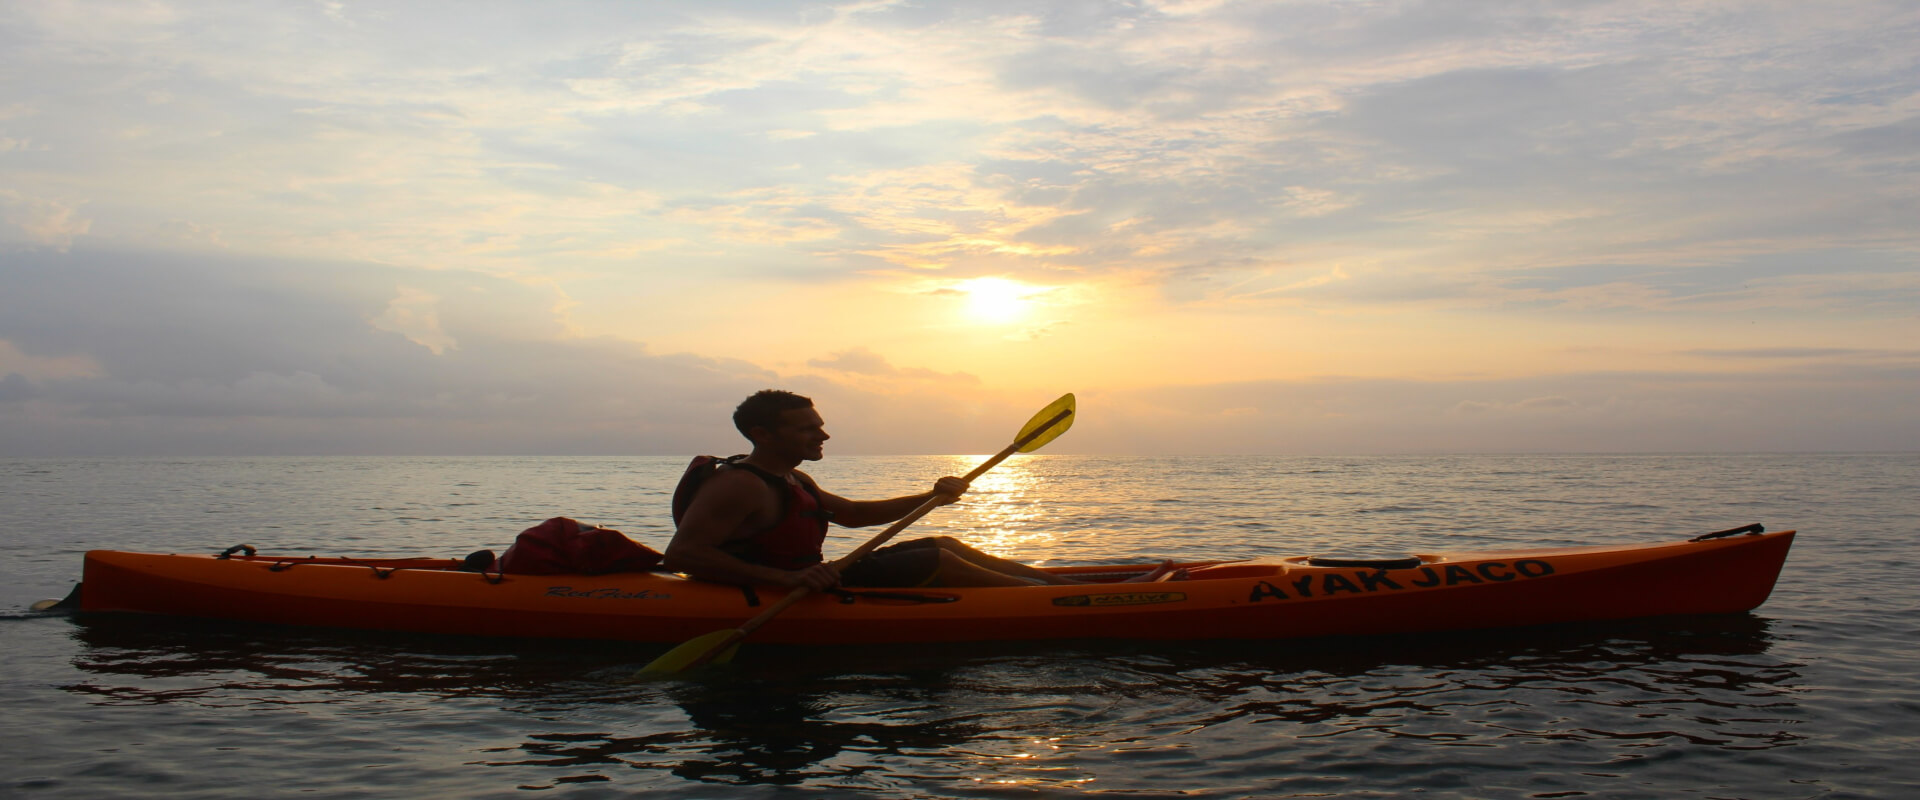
[1690,523,1765,542]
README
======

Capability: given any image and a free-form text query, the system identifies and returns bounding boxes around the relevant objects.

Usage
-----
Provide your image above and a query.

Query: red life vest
[673,455,833,570]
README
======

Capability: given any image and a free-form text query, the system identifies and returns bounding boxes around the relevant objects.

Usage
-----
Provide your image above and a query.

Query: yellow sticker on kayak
[1052,592,1187,607]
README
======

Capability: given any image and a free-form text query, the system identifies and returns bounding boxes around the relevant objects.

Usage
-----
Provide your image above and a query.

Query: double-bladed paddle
[637,393,1077,676]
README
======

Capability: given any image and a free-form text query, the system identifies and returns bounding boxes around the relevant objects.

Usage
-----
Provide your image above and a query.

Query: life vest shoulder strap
[671,454,833,531]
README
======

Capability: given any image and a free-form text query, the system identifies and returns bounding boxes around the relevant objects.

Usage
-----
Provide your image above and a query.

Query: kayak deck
[75,529,1796,645]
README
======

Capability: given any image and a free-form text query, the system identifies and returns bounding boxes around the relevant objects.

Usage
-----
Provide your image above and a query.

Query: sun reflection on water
[936,456,1065,557]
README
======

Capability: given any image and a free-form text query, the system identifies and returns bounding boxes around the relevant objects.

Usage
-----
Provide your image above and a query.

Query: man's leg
[921,537,1079,584]
[928,538,1188,584]
[925,548,1049,587]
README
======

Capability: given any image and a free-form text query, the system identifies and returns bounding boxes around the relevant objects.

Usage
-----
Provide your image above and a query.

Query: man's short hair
[734,389,814,439]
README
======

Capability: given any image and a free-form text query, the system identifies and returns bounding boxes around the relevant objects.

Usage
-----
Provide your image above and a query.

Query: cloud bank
[4,247,1912,455]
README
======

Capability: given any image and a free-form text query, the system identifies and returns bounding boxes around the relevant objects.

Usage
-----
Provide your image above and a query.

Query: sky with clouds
[2,0,1916,455]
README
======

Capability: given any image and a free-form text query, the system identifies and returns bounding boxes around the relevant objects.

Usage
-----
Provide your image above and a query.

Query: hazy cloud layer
[1,249,754,453]
[0,249,1044,455]
[1102,368,1920,454]
[5,247,1912,454]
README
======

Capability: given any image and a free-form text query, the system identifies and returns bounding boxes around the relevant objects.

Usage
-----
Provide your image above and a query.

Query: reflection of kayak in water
[68,526,1793,645]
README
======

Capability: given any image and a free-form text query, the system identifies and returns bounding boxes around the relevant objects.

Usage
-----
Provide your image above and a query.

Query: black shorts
[839,537,946,588]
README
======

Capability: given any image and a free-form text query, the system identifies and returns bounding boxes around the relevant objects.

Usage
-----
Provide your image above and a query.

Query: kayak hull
[77,530,1795,645]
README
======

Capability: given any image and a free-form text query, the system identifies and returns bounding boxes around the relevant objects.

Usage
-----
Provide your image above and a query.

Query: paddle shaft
[679,405,1074,667]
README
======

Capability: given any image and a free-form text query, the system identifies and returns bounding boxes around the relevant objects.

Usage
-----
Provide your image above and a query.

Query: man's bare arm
[813,474,970,528]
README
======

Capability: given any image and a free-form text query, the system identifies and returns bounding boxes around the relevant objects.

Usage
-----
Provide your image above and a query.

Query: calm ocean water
[3,454,1916,799]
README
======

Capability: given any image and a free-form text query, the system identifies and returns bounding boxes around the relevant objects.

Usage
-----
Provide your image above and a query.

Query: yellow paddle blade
[636,629,740,676]
[1015,393,1075,453]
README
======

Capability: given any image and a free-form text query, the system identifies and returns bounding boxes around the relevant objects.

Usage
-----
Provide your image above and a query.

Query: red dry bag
[497,517,663,575]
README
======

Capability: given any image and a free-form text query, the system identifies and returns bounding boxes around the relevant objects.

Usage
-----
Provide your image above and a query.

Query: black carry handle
[216,544,258,559]
[1690,523,1765,542]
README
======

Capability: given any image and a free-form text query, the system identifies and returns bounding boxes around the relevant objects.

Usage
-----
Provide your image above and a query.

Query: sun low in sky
[1,2,1916,456]
[961,278,1037,325]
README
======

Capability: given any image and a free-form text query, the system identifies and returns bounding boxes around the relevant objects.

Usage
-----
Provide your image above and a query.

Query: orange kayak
[76,527,1794,645]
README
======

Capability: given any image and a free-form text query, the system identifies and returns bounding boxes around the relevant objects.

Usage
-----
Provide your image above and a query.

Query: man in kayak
[665,389,1180,590]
